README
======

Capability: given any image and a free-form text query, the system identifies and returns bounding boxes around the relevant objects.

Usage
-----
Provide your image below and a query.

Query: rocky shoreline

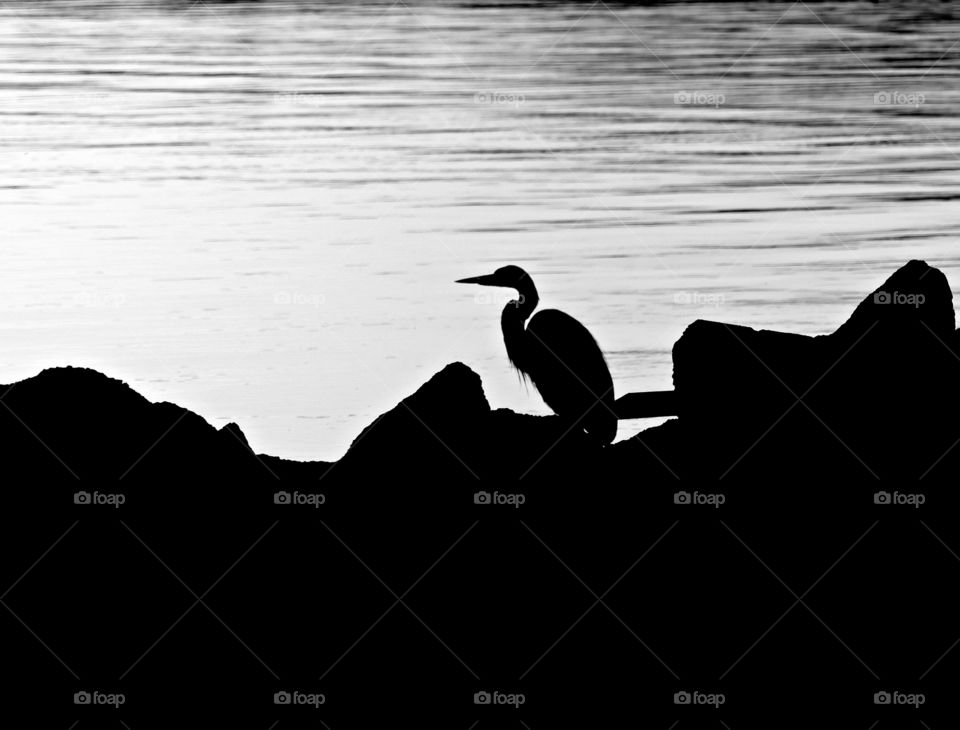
[2,260,958,485]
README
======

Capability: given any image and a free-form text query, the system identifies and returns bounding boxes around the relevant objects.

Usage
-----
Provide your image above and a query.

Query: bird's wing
[525,309,617,444]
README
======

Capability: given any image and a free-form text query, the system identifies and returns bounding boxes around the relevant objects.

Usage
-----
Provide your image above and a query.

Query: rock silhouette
[0,367,329,485]
[5,260,960,730]
[2,260,959,487]
[653,258,960,481]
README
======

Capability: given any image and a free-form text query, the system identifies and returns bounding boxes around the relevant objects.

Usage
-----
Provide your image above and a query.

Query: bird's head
[456,265,532,291]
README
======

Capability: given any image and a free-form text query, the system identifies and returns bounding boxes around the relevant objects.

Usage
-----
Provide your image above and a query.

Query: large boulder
[332,361,599,490]
[0,367,328,491]
[658,259,960,480]
[336,362,490,481]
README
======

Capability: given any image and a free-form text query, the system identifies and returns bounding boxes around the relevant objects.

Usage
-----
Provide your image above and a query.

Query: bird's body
[459,266,617,445]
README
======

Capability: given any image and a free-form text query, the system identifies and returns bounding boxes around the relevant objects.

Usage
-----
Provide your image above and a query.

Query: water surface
[2,1,960,460]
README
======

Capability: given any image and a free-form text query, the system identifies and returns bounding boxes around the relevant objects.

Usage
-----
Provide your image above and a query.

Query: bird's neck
[501,286,538,370]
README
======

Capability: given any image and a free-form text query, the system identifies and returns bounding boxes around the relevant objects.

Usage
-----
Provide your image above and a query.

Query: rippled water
[2,1,960,460]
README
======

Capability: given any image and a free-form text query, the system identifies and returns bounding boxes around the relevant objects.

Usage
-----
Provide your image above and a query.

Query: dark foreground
[3,260,960,726]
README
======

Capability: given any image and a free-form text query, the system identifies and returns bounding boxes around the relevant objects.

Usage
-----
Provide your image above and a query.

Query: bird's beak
[456,274,500,286]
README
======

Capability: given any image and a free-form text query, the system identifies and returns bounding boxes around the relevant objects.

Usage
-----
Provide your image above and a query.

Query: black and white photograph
[2,0,960,726]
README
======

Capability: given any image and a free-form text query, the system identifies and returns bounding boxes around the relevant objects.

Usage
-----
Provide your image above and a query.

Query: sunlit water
[2,0,960,461]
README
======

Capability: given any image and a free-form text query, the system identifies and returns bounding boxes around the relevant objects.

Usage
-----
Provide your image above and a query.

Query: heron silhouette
[457,265,617,445]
